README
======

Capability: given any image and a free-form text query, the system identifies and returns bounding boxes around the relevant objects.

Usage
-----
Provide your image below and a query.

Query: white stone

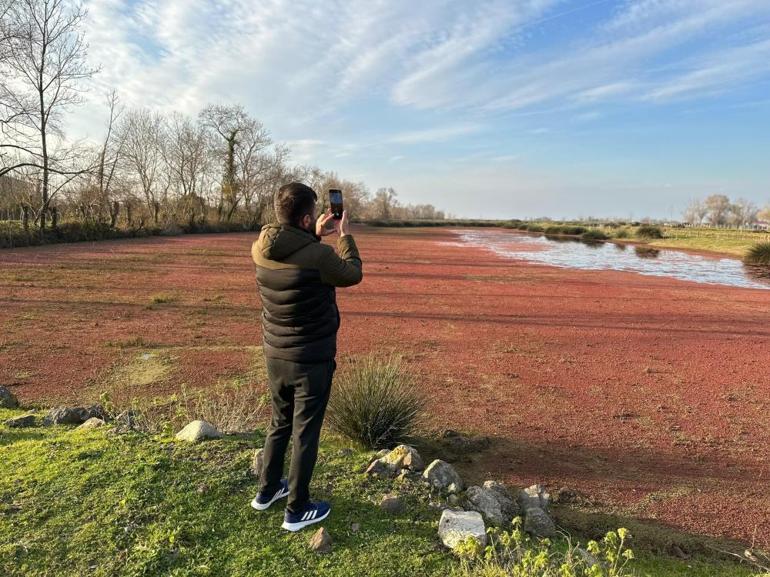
[438,509,487,550]
[175,420,222,442]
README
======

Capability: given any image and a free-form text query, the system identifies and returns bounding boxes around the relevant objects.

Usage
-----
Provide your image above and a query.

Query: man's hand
[316,210,336,237]
[334,210,350,237]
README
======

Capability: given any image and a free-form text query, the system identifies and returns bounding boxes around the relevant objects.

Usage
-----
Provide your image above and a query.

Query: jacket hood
[257,223,319,261]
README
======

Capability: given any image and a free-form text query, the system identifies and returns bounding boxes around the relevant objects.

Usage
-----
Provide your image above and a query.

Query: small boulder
[175,420,222,442]
[77,417,105,430]
[251,448,265,478]
[523,507,556,538]
[114,409,138,432]
[438,509,487,550]
[0,386,19,409]
[380,494,405,515]
[518,484,550,511]
[483,480,520,518]
[466,485,506,525]
[381,444,424,471]
[4,414,35,428]
[423,459,463,493]
[350,522,361,533]
[309,527,332,554]
[365,458,398,478]
[375,448,390,458]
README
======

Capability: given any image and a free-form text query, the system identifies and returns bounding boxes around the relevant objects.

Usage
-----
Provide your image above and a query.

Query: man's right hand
[334,210,350,237]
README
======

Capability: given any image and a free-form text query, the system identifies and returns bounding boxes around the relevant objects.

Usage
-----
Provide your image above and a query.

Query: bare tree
[372,187,398,220]
[0,0,98,229]
[704,194,731,226]
[728,198,758,228]
[200,104,272,223]
[759,204,770,223]
[118,107,168,225]
[683,198,708,225]
[163,112,211,227]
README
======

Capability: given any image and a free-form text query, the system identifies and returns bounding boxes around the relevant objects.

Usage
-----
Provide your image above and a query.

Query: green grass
[0,407,759,577]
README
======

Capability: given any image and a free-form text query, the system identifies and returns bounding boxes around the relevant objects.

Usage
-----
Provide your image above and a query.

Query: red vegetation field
[1,226,769,546]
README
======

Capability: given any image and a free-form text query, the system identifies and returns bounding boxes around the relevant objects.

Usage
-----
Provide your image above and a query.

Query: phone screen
[329,189,343,220]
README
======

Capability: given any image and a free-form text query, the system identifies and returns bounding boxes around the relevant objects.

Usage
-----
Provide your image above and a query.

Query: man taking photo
[249,182,363,531]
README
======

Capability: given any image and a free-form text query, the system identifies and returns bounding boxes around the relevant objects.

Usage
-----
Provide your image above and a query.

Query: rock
[196,483,210,494]
[77,417,105,430]
[522,507,556,538]
[483,481,520,519]
[0,386,19,409]
[175,420,222,442]
[350,522,361,533]
[380,494,405,515]
[43,405,105,426]
[251,448,265,478]
[308,527,332,554]
[375,448,390,458]
[337,448,354,457]
[423,459,463,493]
[518,484,550,511]
[4,414,35,428]
[365,458,398,478]
[466,485,506,525]
[553,487,579,505]
[381,444,424,471]
[114,410,138,431]
[438,509,487,550]
[447,494,460,507]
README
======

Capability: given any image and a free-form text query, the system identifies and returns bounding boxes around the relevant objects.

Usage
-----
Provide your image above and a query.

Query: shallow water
[450,229,770,291]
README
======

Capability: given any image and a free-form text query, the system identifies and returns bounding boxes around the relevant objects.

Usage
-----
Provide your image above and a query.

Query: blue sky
[71,0,770,219]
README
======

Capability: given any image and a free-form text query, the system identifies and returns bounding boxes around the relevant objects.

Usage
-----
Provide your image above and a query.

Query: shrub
[545,225,564,235]
[636,225,663,239]
[327,355,425,449]
[454,519,635,577]
[525,224,544,233]
[581,229,609,241]
[744,242,770,266]
[613,228,630,239]
[561,226,586,236]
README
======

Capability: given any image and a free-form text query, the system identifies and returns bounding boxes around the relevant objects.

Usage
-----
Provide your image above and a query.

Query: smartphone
[329,189,344,220]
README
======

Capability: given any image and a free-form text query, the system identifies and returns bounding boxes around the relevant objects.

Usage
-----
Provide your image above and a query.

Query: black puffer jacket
[251,223,363,363]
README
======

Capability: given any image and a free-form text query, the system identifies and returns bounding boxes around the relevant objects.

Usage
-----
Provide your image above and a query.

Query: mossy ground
[0,407,758,577]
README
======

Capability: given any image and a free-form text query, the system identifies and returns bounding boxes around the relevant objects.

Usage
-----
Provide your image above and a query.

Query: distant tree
[373,187,398,220]
[683,198,708,225]
[704,194,731,226]
[199,104,270,222]
[728,198,758,228]
[0,0,98,230]
[118,108,169,225]
[758,204,770,223]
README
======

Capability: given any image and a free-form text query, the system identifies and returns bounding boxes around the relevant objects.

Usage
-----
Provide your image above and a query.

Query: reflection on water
[452,229,770,290]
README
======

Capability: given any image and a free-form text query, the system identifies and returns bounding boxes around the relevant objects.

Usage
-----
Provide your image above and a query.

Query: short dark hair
[274,182,317,226]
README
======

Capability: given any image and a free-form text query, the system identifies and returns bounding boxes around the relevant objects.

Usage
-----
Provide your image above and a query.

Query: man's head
[274,182,318,233]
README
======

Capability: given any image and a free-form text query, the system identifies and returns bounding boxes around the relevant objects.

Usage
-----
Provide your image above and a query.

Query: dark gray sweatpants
[259,357,336,514]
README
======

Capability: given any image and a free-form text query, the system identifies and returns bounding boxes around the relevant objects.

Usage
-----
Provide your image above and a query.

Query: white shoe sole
[250,488,289,511]
[281,509,330,532]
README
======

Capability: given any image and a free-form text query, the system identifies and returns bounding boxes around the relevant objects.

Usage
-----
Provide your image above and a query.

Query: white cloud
[386,123,483,144]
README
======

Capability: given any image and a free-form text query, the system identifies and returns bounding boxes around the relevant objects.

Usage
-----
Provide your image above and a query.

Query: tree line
[683,195,770,228]
[0,0,444,244]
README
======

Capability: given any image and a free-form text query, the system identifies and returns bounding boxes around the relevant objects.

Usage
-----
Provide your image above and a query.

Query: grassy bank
[362,219,770,259]
[0,406,758,577]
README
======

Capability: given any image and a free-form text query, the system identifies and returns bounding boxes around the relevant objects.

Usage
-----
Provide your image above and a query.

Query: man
[249,182,363,531]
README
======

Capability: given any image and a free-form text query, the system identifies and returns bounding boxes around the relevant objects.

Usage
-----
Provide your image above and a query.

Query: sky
[69,0,770,219]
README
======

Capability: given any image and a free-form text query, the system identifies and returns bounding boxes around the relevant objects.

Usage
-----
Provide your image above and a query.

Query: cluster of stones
[364,443,556,551]
[1,386,112,430]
